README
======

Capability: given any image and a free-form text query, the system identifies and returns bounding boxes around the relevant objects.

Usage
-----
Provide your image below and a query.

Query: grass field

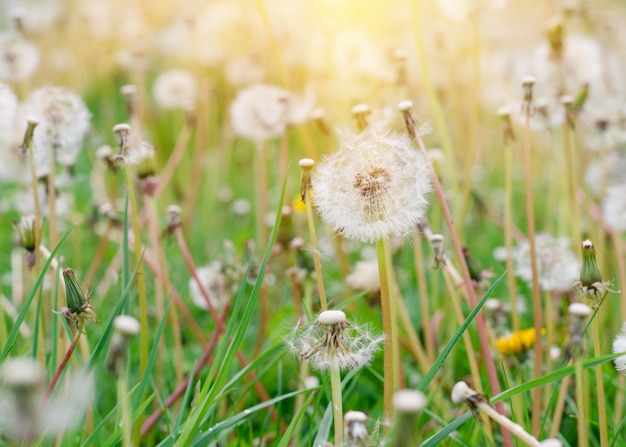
[1,0,626,445]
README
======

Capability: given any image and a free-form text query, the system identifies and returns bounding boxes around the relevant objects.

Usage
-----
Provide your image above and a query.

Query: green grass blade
[276,391,316,447]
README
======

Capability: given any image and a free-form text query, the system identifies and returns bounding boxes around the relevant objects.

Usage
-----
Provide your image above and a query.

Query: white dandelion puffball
[312,129,432,243]
[603,185,626,232]
[188,262,230,311]
[229,83,290,141]
[512,233,580,293]
[0,82,24,183]
[612,321,626,373]
[20,86,91,167]
[346,259,380,292]
[153,69,197,109]
[0,31,39,82]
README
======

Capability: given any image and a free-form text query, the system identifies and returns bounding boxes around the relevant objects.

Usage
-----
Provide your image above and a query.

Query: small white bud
[397,100,413,112]
[568,302,592,318]
[318,310,346,325]
[393,389,427,413]
[451,381,477,404]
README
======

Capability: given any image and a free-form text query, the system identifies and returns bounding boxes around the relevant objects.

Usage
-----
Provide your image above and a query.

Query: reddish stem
[44,330,81,400]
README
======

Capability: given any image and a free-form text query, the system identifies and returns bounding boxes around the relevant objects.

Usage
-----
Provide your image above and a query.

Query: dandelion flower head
[312,129,432,243]
[152,69,197,110]
[188,262,231,311]
[286,310,384,371]
[229,83,290,141]
[0,31,39,82]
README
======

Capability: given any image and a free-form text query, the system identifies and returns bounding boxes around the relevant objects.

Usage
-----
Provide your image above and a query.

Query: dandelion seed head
[113,315,140,337]
[345,410,369,442]
[568,302,592,318]
[153,69,197,110]
[188,262,230,311]
[286,310,383,371]
[229,83,290,141]
[603,185,626,232]
[0,31,39,82]
[20,86,90,167]
[612,321,626,373]
[346,259,380,293]
[512,233,580,292]
[312,129,432,243]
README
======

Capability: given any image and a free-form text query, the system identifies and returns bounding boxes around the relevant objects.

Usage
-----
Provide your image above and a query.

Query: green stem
[44,329,81,400]
[376,239,395,430]
[504,140,520,331]
[119,373,133,447]
[574,357,587,447]
[123,163,148,376]
[304,183,328,310]
[330,366,343,447]
[592,316,609,447]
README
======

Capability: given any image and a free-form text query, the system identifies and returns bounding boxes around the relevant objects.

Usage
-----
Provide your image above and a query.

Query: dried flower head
[286,310,384,371]
[229,83,290,141]
[0,31,39,82]
[20,86,90,167]
[312,129,432,243]
[153,69,197,109]
[612,321,626,374]
[575,239,617,306]
[512,233,580,292]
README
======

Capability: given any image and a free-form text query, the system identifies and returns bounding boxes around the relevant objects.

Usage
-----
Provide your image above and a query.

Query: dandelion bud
[310,107,329,135]
[521,76,536,110]
[299,158,315,202]
[344,410,368,444]
[112,123,132,156]
[564,302,591,360]
[108,315,140,374]
[398,100,417,139]
[580,240,602,289]
[13,215,36,268]
[351,103,370,131]
[498,105,515,142]
[18,116,38,154]
[451,381,478,405]
[120,84,137,117]
[56,268,98,331]
[389,389,427,446]
[166,204,182,231]
[429,234,446,269]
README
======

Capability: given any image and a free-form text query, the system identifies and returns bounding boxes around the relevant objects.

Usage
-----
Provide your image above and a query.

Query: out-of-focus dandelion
[311,129,431,243]
[20,86,91,167]
[153,69,197,109]
[388,389,427,446]
[344,410,369,446]
[512,233,580,293]
[563,302,592,360]
[13,214,36,268]
[603,185,626,233]
[229,83,290,141]
[0,31,39,82]
[612,321,626,373]
[496,328,542,357]
[188,262,231,311]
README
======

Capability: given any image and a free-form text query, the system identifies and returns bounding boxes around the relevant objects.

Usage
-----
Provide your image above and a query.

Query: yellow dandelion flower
[496,328,545,356]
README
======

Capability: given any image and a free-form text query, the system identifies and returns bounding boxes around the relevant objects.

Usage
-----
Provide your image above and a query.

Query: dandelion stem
[303,178,328,311]
[330,366,343,447]
[523,103,545,437]
[123,163,149,376]
[118,371,133,447]
[377,239,395,430]
[504,138,520,331]
[44,329,81,400]
[574,356,587,447]
[155,118,193,197]
[592,315,609,447]
[475,400,542,447]
[413,230,434,362]
[548,362,572,439]
[613,232,626,424]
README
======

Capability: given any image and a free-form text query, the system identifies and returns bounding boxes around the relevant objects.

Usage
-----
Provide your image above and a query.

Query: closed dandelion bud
[166,204,182,232]
[299,158,315,202]
[108,315,140,374]
[580,240,602,289]
[564,302,591,360]
[19,116,38,154]
[344,410,369,445]
[56,268,98,331]
[13,215,36,268]
[389,389,427,446]
[521,76,536,111]
[351,104,371,131]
